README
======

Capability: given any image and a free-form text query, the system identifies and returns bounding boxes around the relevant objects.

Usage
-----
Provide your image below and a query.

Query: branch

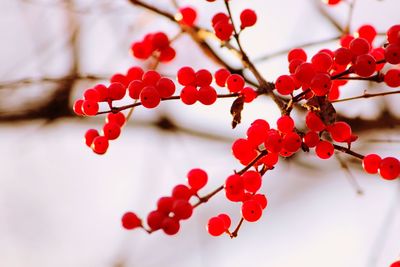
[332,90,400,103]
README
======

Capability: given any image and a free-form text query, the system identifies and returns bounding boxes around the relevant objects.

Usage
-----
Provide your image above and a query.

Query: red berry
[315,140,334,159]
[84,88,100,102]
[103,122,121,140]
[212,13,229,28]
[214,68,231,87]
[187,168,208,191]
[384,44,400,64]
[241,87,257,103]
[253,194,268,209]
[159,46,176,62]
[147,210,165,231]
[178,6,197,27]
[303,131,319,148]
[264,129,283,153]
[177,67,196,86]
[362,154,382,174]
[311,52,333,73]
[240,9,257,29]
[142,70,161,86]
[110,74,129,88]
[289,59,304,74]
[195,69,213,87]
[247,121,270,147]
[207,216,226,236]
[172,184,192,201]
[357,24,377,44]
[156,77,175,98]
[84,129,99,147]
[73,99,84,116]
[157,196,174,214]
[288,48,307,62]
[126,66,144,81]
[275,75,295,95]
[324,0,341,5]
[306,111,325,132]
[282,132,302,153]
[94,84,108,102]
[151,32,169,50]
[82,100,99,116]
[121,212,141,230]
[354,54,376,77]
[214,21,234,41]
[161,217,180,235]
[106,112,126,127]
[225,174,244,195]
[340,34,354,48]
[384,69,400,87]
[91,136,109,155]
[172,200,193,220]
[108,82,126,100]
[334,47,353,66]
[277,115,294,134]
[379,157,400,180]
[131,41,152,59]
[140,86,161,108]
[226,74,245,93]
[241,200,263,222]
[180,86,198,105]
[217,213,231,229]
[232,138,258,163]
[387,25,400,44]
[391,261,400,267]
[198,86,217,105]
[260,152,279,168]
[349,38,370,56]
[128,80,144,99]
[295,62,315,85]
[327,121,352,142]
[242,171,262,193]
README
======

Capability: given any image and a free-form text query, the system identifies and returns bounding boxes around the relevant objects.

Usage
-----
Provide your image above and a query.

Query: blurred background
[0,0,399,266]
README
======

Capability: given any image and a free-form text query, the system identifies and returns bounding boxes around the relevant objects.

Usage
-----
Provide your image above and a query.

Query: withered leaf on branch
[230,96,244,129]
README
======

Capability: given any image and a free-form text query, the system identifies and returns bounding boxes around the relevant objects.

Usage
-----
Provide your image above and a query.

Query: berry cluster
[130,32,176,62]
[362,154,400,180]
[214,68,257,102]
[212,8,257,41]
[122,168,208,235]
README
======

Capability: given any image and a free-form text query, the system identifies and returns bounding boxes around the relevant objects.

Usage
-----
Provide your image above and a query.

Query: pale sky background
[0,0,399,267]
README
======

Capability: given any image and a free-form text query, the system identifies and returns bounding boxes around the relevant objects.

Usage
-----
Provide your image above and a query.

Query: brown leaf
[230,96,244,129]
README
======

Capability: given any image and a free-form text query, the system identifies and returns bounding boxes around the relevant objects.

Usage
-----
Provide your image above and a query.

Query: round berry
[275,75,295,95]
[226,74,245,93]
[354,54,376,77]
[295,62,315,85]
[126,66,144,81]
[241,200,263,222]
[379,157,400,180]
[214,21,234,41]
[264,129,283,153]
[178,6,197,27]
[156,77,175,98]
[84,129,99,147]
[384,44,400,65]
[91,136,109,155]
[311,73,332,97]
[143,70,161,86]
[195,69,213,87]
[349,38,370,56]
[334,47,353,66]
[73,99,84,116]
[328,121,352,142]
[303,131,320,148]
[121,212,141,230]
[207,216,226,236]
[387,25,400,44]
[128,80,144,99]
[242,171,262,193]
[311,52,333,73]
[362,154,382,174]
[106,112,126,127]
[157,196,174,214]
[357,24,377,44]
[282,132,302,153]
[241,87,257,103]
[225,174,244,195]
[139,86,161,108]
[172,184,192,201]
[108,82,126,100]
[277,115,294,134]
[240,9,257,29]
[288,48,307,62]
[315,140,334,159]
[212,13,229,28]
[177,67,196,86]
[198,86,217,105]
[147,210,165,231]
[159,46,176,62]
[161,217,180,235]
[103,122,121,140]
[306,111,325,132]
[84,88,100,102]
[152,32,169,50]
[180,86,198,105]
[187,168,208,191]
[214,68,231,87]
[172,200,193,220]
[217,213,231,229]
[82,100,99,116]
[253,194,268,209]
[384,69,400,87]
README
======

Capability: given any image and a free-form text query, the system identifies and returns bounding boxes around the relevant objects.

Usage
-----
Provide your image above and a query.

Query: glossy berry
[103,122,121,140]
[306,111,325,132]
[240,9,257,29]
[161,217,180,235]
[172,184,192,201]
[288,48,307,62]
[334,47,353,66]
[315,140,334,159]
[121,212,141,230]
[140,86,161,108]
[187,168,208,191]
[198,86,217,105]
[311,52,333,73]
[157,196,174,214]
[242,171,262,193]
[218,213,231,229]
[147,210,165,231]
[180,86,198,105]
[212,13,229,28]
[253,194,268,209]
[328,121,352,142]
[261,152,279,168]
[178,7,197,27]
[357,24,377,44]
[207,216,226,236]
[156,77,175,98]
[303,131,319,148]
[73,99,84,116]
[128,80,144,100]
[226,74,245,93]
[225,174,244,195]
[108,82,126,100]
[232,138,257,163]
[84,88,100,102]
[264,130,283,153]
[195,69,213,87]
[172,200,193,220]
[354,54,376,77]
[282,132,302,152]
[277,115,294,134]
[110,74,129,88]
[384,44,400,64]
[151,32,169,50]
[387,25,400,44]
[289,59,304,74]
[241,200,263,222]
[215,68,231,87]
[84,129,99,147]
[295,63,315,85]
[177,67,196,86]
[159,46,176,62]
[82,100,99,116]
[362,154,382,174]
[247,121,270,147]
[384,69,400,87]
[214,21,234,41]
[311,73,332,96]
[143,70,161,86]
[126,66,144,81]
[106,112,126,127]
[91,136,109,155]
[379,157,400,180]
[349,38,370,56]
[275,75,295,95]
[241,87,257,103]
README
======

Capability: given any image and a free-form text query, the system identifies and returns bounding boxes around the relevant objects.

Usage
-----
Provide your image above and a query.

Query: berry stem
[333,144,364,159]
[332,90,400,103]
[230,217,244,238]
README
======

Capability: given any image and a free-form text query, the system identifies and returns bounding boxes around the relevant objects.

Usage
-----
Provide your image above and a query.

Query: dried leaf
[230,97,244,129]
